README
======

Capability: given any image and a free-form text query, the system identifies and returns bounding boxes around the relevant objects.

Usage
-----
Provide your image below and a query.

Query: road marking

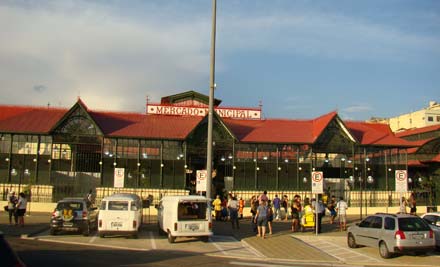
[293,235,382,263]
[148,231,156,250]
[21,236,151,252]
[89,234,97,243]
[210,235,264,258]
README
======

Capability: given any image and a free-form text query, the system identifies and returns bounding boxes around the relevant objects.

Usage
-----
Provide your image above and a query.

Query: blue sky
[1,0,439,121]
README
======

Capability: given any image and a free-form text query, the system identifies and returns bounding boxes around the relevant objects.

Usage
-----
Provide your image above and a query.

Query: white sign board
[147,103,261,119]
[196,170,208,192]
[114,168,125,188]
[395,170,408,193]
[311,171,324,194]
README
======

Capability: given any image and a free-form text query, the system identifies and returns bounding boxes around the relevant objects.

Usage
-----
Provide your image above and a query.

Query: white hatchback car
[421,212,440,251]
[347,213,435,258]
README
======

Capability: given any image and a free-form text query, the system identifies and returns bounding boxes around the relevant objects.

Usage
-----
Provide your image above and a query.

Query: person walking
[267,200,274,235]
[254,200,268,239]
[228,196,240,229]
[282,195,289,221]
[212,195,222,221]
[336,196,348,231]
[328,195,337,224]
[291,195,301,232]
[312,197,325,234]
[238,197,245,219]
[7,191,18,225]
[408,193,417,215]
[258,190,268,204]
[250,196,259,233]
[16,192,27,227]
[399,196,408,214]
[272,194,281,220]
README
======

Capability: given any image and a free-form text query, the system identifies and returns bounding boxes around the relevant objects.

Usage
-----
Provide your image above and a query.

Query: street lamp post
[206,0,217,200]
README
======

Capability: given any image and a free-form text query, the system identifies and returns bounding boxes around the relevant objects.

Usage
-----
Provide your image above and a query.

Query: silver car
[347,213,435,258]
[421,212,440,251]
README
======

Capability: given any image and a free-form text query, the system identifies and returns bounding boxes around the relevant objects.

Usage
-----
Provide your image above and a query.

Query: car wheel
[201,236,210,242]
[49,228,57,236]
[99,233,105,238]
[379,241,392,259]
[167,231,175,243]
[82,223,90,236]
[347,233,358,248]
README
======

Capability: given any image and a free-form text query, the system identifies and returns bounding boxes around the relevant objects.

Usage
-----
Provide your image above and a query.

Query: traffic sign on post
[311,171,324,194]
[196,170,208,192]
[395,170,408,193]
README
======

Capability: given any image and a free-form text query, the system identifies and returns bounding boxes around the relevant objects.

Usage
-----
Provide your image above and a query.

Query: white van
[98,193,143,238]
[157,195,212,243]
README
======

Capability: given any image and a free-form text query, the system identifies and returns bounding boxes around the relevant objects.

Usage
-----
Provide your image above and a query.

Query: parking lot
[2,212,440,266]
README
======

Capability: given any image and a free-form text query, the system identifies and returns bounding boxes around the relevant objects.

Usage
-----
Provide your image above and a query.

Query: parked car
[421,212,440,251]
[98,193,144,238]
[156,195,212,243]
[0,232,26,267]
[347,213,435,258]
[50,198,98,236]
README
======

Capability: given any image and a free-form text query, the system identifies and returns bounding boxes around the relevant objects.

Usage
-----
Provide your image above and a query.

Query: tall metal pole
[206,0,217,200]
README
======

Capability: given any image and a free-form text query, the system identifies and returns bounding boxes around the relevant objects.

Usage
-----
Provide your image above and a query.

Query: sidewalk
[0,211,51,237]
[211,214,358,262]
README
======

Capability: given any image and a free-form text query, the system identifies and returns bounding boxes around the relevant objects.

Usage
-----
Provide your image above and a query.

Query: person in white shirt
[336,196,348,231]
[16,192,28,227]
[227,196,239,229]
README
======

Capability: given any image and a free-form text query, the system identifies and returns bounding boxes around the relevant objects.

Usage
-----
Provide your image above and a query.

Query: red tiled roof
[345,121,415,147]
[90,111,203,139]
[0,105,67,133]
[223,118,315,144]
[407,159,428,167]
[395,124,440,138]
[0,102,420,148]
[312,111,338,139]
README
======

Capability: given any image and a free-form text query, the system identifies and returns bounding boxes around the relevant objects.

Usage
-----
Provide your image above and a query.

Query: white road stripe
[148,231,156,250]
[89,234,98,243]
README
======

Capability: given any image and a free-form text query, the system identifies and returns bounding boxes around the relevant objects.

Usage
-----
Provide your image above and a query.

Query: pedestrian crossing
[293,235,383,263]
[209,235,265,259]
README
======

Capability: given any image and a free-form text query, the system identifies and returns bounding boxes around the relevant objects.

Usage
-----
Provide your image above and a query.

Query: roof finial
[146,95,150,114]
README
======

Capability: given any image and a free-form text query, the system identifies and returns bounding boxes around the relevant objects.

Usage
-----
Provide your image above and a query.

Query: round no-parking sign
[395,170,408,193]
[311,171,324,194]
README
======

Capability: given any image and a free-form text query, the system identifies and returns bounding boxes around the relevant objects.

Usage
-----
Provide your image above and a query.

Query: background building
[1,91,438,209]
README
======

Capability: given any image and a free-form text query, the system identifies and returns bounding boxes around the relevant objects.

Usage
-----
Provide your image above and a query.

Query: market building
[0,91,439,209]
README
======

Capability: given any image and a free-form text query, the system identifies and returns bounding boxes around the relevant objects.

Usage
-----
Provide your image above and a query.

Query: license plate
[412,234,424,239]
[111,222,123,228]
[185,223,200,231]
[63,222,73,227]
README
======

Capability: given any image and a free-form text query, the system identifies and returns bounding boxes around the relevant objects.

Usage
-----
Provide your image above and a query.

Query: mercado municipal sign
[147,103,261,119]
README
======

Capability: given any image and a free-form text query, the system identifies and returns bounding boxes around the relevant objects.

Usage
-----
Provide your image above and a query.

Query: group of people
[399,192,417,215]
[212,191,351,237]
[6,190,28,226]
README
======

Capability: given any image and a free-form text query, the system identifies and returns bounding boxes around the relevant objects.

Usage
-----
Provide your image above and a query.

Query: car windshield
[398,217,431,231]
[57,202,83,211]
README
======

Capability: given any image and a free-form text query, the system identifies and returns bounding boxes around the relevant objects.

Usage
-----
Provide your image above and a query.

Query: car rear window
[398,217,431,231]
[108,201,129,211]
[57,202,83,211]
[178,201,207,220]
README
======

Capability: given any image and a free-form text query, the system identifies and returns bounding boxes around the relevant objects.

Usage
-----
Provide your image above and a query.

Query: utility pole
[206,0,217,200]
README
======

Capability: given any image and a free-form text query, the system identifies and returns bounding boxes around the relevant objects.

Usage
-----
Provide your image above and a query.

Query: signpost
[395,170,408,212]
[114,168,125,188]
[196,170,208,193]
[311,171,324,235]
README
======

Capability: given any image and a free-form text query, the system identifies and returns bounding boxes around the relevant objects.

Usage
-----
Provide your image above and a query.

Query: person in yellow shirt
[212,195,222,221]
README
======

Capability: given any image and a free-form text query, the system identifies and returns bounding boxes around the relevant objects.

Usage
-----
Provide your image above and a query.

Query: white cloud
[0,2,211,111]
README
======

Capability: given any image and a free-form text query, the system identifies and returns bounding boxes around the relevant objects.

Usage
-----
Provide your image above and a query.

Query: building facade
[1,91,438,207]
